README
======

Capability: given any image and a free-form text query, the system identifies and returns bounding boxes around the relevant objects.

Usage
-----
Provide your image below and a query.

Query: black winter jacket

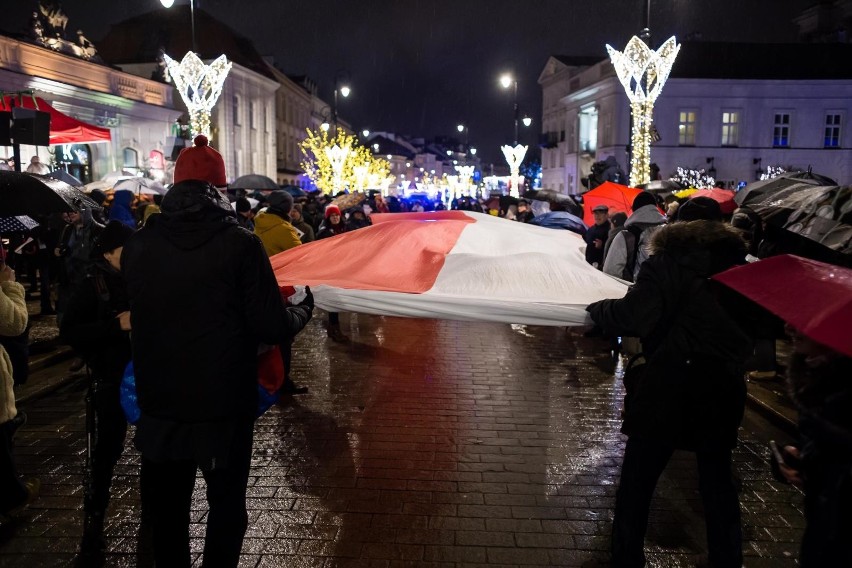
[122,183,312,424]
[588,221,754,449]
[60,262,131,385]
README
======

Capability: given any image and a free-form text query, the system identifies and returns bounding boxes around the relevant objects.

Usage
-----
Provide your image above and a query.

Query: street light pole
[331,73,351,136]
[512,80,519,146]
[159,0,195,53]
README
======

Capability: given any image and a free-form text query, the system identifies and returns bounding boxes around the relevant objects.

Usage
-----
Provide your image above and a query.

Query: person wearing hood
[59,220,134,557]
[121,135,314,567]
[253,190,301,257]
[588,220,754,568]
[602,192,666,282]
[108,189,137,229]
[344,206,371,231]
[289,203,315,243]
[601,155,627,184]
[55,207,104,326]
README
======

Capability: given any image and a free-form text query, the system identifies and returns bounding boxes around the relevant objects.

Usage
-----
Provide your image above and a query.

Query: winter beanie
[676,196,723,222]
[235,196,252,213]
[324,204,341,219]
[266,190,293,215]
[173,135,227,187]
[631,191,657,211]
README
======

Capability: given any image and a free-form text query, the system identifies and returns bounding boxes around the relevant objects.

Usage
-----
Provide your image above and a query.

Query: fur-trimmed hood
[650,220,746,276]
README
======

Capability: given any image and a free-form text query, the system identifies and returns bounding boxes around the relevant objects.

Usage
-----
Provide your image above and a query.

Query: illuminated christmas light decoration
[455,165,475,197]
[164,52,232,140]
[671,167,715,189]
[606,35,680,187]
[324,144,351,193]
[760,166,787,180]
[501,144,528,198]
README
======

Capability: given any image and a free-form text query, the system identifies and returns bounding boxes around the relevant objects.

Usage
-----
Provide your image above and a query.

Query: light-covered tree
[299,129,392,194]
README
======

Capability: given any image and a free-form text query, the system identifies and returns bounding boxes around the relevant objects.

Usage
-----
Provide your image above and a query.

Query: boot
[327,324,347,342]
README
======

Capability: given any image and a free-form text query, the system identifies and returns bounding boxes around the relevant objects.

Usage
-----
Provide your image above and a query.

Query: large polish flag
[270,210,627,326]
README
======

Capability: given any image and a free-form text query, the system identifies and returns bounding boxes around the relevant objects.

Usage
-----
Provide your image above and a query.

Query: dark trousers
[611,437,742,568]
[86,380,128,514]
[328,311,339,325]
[140,420,254,568]
[0,420,27,513]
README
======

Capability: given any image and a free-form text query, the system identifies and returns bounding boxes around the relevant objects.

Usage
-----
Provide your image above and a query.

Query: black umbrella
[230,174,278,190]
[735,172,830,206]
[0,171,101,216]
[637,179,684,194]
[48,169,83,187]
[522,189,583,217]
[751,184,852,257]
[282,185,307,198]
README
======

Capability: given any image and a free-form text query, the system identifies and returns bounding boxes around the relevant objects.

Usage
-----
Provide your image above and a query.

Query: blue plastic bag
[120,361,141,424]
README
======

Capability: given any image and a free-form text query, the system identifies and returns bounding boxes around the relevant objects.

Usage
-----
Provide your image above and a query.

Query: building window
[721,111,739,146]
[249,101,256,130]
[678,110,696,145]
[773,113,791,147]
[825,113,842,148]
[232,95,241,126]
[123,147,138,172]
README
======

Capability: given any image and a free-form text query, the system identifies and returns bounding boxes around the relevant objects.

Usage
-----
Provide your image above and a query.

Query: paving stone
[0,316,807,566]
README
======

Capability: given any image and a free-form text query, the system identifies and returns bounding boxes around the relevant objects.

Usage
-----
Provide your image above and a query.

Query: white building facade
[539,44,852,194]
[0,33,180,183]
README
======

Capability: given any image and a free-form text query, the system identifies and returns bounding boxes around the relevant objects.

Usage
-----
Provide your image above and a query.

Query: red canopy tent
[0,95,111,145]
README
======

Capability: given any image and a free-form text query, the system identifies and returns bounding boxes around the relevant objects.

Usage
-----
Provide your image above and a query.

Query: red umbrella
[712,255,852,357]
[689,188,737,214]
[582,181,643,226]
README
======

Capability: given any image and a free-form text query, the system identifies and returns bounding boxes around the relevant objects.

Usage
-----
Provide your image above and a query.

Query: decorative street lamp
[455,165,475,197]
[499,73,533,197]
[160,0,231,141]
[332,72,351,135]
[606,35,680,187]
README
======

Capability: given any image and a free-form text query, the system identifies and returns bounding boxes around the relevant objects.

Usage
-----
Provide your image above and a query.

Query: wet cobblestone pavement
[1,314,805,567]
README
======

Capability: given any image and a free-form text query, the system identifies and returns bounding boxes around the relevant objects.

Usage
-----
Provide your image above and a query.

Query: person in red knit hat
[172,135,228,187]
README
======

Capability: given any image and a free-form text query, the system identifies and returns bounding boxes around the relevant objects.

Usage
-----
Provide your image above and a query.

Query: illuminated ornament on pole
[324,144,350,193]
[164,52,232,141]
[353,165,369,192]
[606,35,680,187]
[501,144,527,198]
[455,165,475,197]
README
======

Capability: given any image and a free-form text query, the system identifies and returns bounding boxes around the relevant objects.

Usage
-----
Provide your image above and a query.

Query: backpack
[619,225,644,282]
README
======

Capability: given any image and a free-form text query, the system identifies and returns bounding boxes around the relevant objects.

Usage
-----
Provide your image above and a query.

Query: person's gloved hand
[299,285,314,311]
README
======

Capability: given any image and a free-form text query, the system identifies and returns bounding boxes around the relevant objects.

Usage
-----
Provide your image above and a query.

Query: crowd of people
[0,141,849,567]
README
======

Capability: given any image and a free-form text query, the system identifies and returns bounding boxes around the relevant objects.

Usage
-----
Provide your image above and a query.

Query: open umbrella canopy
[689,188,738,214]
[48,169,83,187]
[713,255,852,357]
[113,177,167,195]
[750,184,852,256]
[735,174,822,206]
[528,211,587,236]
[581,181,643,226]
[0,216,39,233]
[637,179,684,194]
[522,189,582,217]
[281,185,307,198]
[231,174,278,190]
[0,172,101,216]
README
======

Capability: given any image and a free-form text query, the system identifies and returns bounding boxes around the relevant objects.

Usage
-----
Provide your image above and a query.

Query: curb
[745,391,797,437]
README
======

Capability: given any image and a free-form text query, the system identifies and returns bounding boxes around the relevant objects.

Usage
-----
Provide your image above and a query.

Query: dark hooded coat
[588,220,754,449]
[122,181,312,434]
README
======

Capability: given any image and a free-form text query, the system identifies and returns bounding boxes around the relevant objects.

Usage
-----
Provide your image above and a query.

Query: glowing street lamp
[606,35,680,186]
[332,72,351,135]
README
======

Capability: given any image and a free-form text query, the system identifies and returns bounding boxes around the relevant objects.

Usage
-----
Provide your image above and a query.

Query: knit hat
[266,190,293,214]
[173,135,227,187]
[235,196,252,213]
[324,204,341,219]
[631,191,657,210]
[93,220,135,256]
[676,196,722,222]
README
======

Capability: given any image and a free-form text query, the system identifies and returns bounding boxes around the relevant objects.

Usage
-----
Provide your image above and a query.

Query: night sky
[7,0,811,164]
